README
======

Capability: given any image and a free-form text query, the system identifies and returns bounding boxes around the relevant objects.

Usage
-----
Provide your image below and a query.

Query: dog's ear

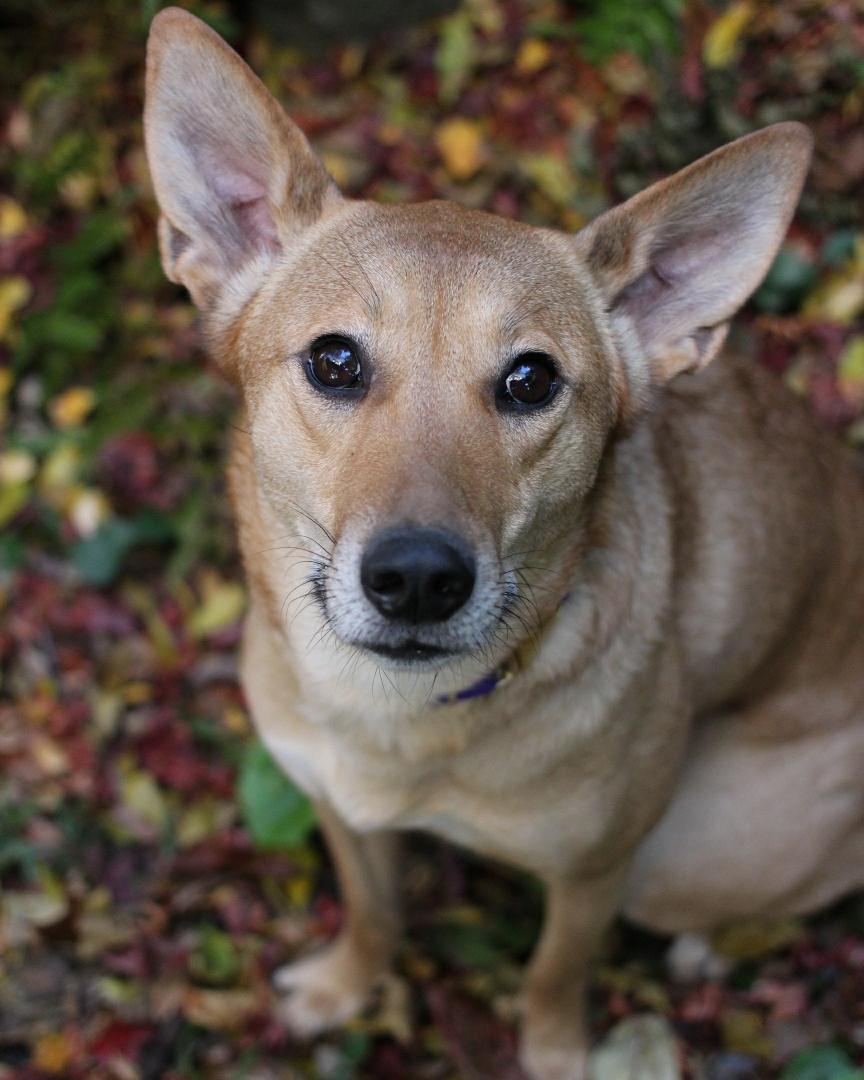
[573,124,813,381]
[144,7,339,308]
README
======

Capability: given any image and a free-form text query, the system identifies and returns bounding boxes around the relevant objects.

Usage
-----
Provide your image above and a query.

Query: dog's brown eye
[307,336,363,394]
[497,353,559,411]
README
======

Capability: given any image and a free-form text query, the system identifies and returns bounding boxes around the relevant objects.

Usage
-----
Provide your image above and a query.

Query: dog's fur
[145,10,864,1078]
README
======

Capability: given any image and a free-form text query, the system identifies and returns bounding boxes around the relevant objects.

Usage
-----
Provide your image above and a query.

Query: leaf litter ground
[1,1,864,1077]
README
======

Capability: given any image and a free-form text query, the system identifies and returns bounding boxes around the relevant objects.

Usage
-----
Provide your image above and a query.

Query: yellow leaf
[712,916,804,959]
[720,1008,772,1058]
[122,681,152,705]
[49,386,96,429]
[321,151,350,188]
[839,336,864,405]
[182,988,261,1030]
[32,1032,73,1074]
[0,367,12,399]
[77,910,137,959]
[96,975,142,1006]
[520,153,578,206]
[0,449,36,484]
[39,444,81,507]
[0,275,32,338]
[187,578,246,639]
[285,873,312,908]
[67,486,111,537]
[338,44,365,80]
[603,53,650,96]
[515,39,551,75]
[122,582,177,663]
[31,734,68,775]
[0,481,28,528]
[118,763,171,833]
[177,797,235,847]
[222,705,250,734]
[364,973,413,1043]
[0,197,28,240]
[59,172,97,211]
[3,870,70,928]
[803,269,864,325]
[435,118,486,181]
[704,2,755,68]
[377,121,403,147]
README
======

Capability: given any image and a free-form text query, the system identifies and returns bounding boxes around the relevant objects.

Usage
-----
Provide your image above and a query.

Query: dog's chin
[359,639,462,670]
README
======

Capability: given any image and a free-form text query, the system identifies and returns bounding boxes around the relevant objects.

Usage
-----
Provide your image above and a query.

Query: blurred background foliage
[1,1,864,1078]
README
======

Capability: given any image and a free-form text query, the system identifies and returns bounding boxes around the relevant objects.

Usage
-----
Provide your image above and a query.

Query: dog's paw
[273,937,384,1038]
[520,1041,588,1080]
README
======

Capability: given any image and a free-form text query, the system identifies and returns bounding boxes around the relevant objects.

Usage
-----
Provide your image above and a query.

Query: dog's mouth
[364,640,456,664]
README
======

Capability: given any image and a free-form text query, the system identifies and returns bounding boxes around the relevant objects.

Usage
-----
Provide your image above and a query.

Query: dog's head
[145,9,811,679]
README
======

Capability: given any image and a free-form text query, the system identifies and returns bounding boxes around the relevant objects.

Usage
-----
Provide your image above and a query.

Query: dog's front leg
[274,800,402,1036]
[520,869,624,1080]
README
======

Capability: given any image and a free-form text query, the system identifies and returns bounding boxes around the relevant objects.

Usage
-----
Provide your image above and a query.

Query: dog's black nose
[361,527,476,623]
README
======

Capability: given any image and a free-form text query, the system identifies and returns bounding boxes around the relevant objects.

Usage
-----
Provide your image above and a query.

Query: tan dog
[144,10,864,1078]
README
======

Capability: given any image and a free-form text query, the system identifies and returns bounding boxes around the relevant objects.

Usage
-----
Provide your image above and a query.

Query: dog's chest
[264,718,513,843]
[259,696,619,875]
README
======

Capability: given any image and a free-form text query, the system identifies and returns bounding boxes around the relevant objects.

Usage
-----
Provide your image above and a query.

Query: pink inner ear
[231,194,280,252]
[202,147,280,252]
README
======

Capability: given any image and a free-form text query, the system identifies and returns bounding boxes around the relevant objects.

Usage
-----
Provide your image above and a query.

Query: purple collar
[434,661,516,706]
[433,591,571,707]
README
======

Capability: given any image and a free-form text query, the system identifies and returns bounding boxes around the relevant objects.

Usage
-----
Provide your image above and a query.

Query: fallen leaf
[712,918,805,960]
[436,118,486,181]
[703,2,755,68]
[589,1015,681,1080]
[0,449,36,484]
[32,1032,73,1074]
[721,1008,772,1059]
[67,486,112,537]
[515,39,551,75]
[181,987,261,1029]
[49,386,96,429]
[0,275,32,338]
[0,197,27,239]
[187,577,246,638]
[838,337,864,406]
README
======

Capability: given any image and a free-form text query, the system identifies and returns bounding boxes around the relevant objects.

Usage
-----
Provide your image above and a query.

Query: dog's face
[145,9,811,675]
[232,201,619,668]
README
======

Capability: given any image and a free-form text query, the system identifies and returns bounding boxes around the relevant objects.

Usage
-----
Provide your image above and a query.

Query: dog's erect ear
[145,7,339,308]
[573,124,813,381]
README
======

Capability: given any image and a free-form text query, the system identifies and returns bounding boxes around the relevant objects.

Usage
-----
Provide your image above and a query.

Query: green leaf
[188,925,242,987]
[238,741,317,850]
[38,310,105,353]
[575,0,683,63]
[822,229,858,268]
[0,482,29,528]
[52,210,129,271]
[752,246,818,314]
[436,11,475,104]
[0,533,25,571]
[70,509,174,586]
[422,921,506,968]
[781,1046,864,1080]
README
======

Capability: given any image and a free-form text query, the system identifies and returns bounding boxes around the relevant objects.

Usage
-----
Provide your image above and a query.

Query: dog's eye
[306,336,364,394]
[497,353,559,410]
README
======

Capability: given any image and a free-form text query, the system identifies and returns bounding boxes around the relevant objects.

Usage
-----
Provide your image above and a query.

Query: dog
[144,10,864,1078]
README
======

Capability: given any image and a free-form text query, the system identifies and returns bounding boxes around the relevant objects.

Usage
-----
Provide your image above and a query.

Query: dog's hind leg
[274,801,402,1036]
